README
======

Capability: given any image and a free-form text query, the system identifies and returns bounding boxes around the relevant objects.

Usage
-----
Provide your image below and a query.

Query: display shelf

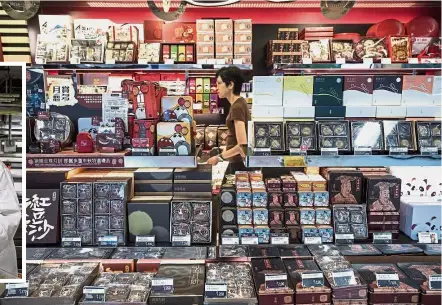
[245,155,442,168]
[31,63,253,72]
[124,155,197,168]
[271,63,442,74]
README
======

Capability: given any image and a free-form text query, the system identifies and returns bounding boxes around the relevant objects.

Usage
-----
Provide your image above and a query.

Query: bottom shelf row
[9,248,441,305]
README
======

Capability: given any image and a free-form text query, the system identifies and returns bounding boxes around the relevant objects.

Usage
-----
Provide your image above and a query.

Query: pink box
[234,19,252,32]
[234,32,253,43]
[215,19,233,33]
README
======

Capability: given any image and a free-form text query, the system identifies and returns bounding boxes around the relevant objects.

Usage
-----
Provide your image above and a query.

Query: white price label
[233,58,243,65]
[222,236,239,245]
[205,284,227,292]
[138,59,149,64]
[373,232,392,244]
[408,58,419,64]
[418,232,438,244]
[304,236,322,244]
[429,275,442,290]
[35,58,46,65]
[381,58,392,64]
[216,59,226,65]
[172,235,191,245]
[302,58,313,64]
[363,58,374,64]
[271,236,289,245]
[70,57,80,64]
[105,58,116,64]
[152,278,174,287]
[241,236,259,245]
[197,59,207,64]
[302,272,323,279]
[336,58,346,64]
[336,234,354,239]
[376,273,399,281]
[207,58,217,64]
[165,59,175,64]
[266,274,287,281]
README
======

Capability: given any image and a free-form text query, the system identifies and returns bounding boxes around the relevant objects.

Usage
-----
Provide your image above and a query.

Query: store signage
[5,282,29,298]
[304,236,322,245]
[332,269,356,287]
[289,148,307,156]
[171,235,191,246]
[159,148,177,156]
[363,58,374,64]
[418,232,438,244]
[354,147,372,155]
[321,147,338,156]
[136,235,155,247]
[241,234,259,245]
[205,283,227,298]
[61,237,82,248]
[270,233,289,245]
[301,272,324,288]
[151,278,174,294]
[253,147,271,156]
[376,272,400,288]
[98,236,118,247]
[429,274,442,290]
[408,58,419,64]
[265,273,288,290]
[389,147,408,156]
[221,234,239,245]
[83,286,106,302]
[336,58,346,64]
[420,147,439,156]
[373,232,392,244]
[335,233,355,245]
[381,58,392,64]
[27,156,125,168]
[302,58,313,64]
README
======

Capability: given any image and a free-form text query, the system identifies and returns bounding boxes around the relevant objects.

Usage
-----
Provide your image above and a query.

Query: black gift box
[134,183,173,195]
[313,76,344,106]
[127,196,172,243]
[285,121,317,151]
[220,207,237,226]
[220,185,236,207]
[174,164,212,182]
[317,121,351,151]
[134,168,174,181]
[364,175,401,212]
[327,170,363,204]
[254,122,285,152]
[26,189,60,245]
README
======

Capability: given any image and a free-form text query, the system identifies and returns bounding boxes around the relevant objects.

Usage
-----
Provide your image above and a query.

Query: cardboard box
[345,106,376,118]
[234,19,252,32]
[376,106,406,118]
[372,75,403,106]
[215,33,233,43]
[216,43,233,54]
[343,76,374,106]
[283,76,314,106]
[234,43,252,55]
[196,43,214,55]
[197,32,215,43]
[215,19,233,33]
[283,106,315,118]
[401,75,434,105]
[196,19,214,32]
[253,76,284,106]
[252,105,283,118]
[234,32,253,43]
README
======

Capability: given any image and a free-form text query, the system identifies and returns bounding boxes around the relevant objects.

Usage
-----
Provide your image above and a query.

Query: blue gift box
[254,226,270,244]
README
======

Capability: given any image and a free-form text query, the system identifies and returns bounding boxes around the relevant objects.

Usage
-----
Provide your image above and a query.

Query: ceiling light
[185,0,240,7]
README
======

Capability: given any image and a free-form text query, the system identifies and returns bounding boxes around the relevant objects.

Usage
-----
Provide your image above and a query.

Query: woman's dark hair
[216,66,244,95]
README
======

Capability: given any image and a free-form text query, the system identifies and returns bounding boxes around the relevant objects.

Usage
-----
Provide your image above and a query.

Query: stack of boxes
[234,19,253,64]
[188,76,218,113]
[267,27,306,65]
[215,19,234,64]
[196,19,215,62]
[299,26,334,41]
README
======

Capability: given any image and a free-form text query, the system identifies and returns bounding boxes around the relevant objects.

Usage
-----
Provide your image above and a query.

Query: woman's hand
[207,156,220,166]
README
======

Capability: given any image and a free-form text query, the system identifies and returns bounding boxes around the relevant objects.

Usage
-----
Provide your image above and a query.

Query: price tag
[389,146,408,156]
[221,234,239,245]
[354,147,372,155]
[5,282,29,298]
[159,147,177,156]
[265,273,288,290]
[172,235,191,246]
[241,234,259,245]
[98,235,118,247]
[151,278,174,294]
[418,232,439,244]
[83,286,106,302]
[408,58,419,64]
[69,56,80,64]
[207,58,217,65]
[321,147,339,156]
[332,269,357,287]
[363,58,374,64]
[271,233,289,245]
[197,59,207,64]
[302,58,313,64]
[35,58,46,65]
[62,237,82,248]
[376,272,400,287]
[289,148,307,156]
[301,272,324,288]
[429,274,442,290]
[136,235,155,247]
[335,233,355,245]
[205,283,227,298]
[336,58,346,64]
[105,58,116,65]
[373,232,392,244]
[283,156,306,167]
[138,58,149,64]
[381,58,392,64]
[216,59,226,65]
[233,58,243,65]
[253,147,271,156]
[421,147,439,156]
[165,59,175,64]
[304,236,322,245]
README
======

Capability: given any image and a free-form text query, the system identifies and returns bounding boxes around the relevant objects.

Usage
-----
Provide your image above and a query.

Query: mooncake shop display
[416,121,441,151]
[327,170,363,204]
[317,121,350,152]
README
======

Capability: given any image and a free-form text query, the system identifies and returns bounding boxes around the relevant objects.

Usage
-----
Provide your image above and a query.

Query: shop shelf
[245,155,442,168]
[31,63,253,72]
[271,63,442,74]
